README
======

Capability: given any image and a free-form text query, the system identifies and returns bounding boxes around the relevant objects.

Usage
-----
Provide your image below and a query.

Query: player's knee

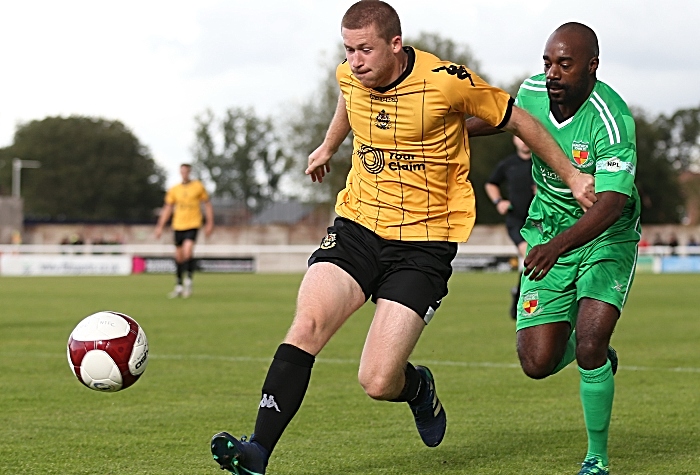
[360,381,394,401]
[285,311,337,353]
[575,339,608,369]
[518,351,556,380]
[285,317,322,348]
[520,363,552,380]
[357,369,395,400]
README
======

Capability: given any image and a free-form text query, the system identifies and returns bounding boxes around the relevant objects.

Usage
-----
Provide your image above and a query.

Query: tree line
[0,117,165,222]
[0,33,697,224]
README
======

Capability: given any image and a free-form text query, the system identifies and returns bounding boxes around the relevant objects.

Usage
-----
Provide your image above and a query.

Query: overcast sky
[1,0,699,187]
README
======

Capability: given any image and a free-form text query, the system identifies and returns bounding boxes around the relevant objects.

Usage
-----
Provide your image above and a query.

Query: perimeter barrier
[0,244,697,276]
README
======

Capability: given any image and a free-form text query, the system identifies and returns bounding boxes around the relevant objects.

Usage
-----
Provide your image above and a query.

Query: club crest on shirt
[320,233,337,249]
[572,141,591,167]
[521,291,543,316]
[375,109,391,130]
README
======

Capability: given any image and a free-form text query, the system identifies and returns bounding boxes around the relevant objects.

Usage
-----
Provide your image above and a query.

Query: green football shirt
[515,74,641,243]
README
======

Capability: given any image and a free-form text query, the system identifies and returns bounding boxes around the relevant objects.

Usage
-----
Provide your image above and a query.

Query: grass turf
[0,272,698,474]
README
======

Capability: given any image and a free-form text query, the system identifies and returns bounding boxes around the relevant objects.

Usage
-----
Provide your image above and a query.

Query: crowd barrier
[0,244,698,276]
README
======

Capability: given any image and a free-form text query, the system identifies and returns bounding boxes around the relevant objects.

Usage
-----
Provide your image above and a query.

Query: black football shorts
[506,222,526,246]
[308,218,457,324]
[174,228,199,246]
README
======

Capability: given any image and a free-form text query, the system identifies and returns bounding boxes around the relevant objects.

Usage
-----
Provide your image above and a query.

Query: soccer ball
[67,311,149,392]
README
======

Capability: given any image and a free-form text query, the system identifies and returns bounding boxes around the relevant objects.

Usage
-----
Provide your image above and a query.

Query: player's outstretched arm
[154,203,174,239]
[464,116,502,137]
[524,191,628,280]
[305,93,351,183]
[203,200,214,237]
[502,106,596,210]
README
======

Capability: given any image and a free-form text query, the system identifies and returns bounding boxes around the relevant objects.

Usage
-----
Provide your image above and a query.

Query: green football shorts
[516,237,638,332]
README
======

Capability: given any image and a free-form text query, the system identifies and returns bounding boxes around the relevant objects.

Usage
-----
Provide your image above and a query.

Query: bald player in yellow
[210,2,595,473]
[155,163,213,299]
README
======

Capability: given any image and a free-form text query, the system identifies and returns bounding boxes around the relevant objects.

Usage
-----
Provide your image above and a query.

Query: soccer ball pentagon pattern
[67,311,149,392]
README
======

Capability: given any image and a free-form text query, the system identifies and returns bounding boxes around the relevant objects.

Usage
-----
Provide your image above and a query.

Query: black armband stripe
[496,97,515,129]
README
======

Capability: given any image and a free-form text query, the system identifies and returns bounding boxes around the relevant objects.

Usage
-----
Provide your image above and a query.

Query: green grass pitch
[1,272,698,474]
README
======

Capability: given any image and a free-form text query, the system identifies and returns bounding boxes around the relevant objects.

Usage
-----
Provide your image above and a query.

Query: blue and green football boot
[211,432,268,475]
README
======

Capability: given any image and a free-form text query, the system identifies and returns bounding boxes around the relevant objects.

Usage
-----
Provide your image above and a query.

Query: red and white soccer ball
[67,311,149,392]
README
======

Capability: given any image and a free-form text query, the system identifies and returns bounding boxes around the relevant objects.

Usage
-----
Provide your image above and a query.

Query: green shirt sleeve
[593,114,637,197]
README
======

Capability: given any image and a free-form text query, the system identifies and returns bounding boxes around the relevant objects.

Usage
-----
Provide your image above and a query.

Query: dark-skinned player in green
[467,23,640,475]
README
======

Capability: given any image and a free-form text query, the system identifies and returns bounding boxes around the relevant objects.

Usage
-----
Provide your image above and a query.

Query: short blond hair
[341,1,401,43]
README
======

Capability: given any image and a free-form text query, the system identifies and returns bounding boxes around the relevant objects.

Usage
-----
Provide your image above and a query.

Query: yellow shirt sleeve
[431,62,512,128]
[165,187,177,205]
[197,182,210,202]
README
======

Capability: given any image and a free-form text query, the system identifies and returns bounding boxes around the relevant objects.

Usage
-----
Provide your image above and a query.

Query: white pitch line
[152,354,700,373]
[151,353,525,369]
[13,352,700,374]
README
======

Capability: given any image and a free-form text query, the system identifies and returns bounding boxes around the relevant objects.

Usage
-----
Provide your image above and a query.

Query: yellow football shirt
[335,47,513,242]
[165,180,210,231]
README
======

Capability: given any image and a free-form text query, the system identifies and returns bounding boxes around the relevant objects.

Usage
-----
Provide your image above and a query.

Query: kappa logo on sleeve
[612,280,626,292]
[432,64,475,86]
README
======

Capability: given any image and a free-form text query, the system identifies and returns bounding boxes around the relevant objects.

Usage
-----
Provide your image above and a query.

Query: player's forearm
[465,116,502,137]
[156,205,173,229]
[547,191,627,254]
[204,202,214,227]
[322,93,351,154]
[484,183,502,203]
[504,107,579,187]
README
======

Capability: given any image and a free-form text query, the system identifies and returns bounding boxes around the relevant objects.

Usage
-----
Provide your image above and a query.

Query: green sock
[551,331,577,375]
[579,360,614,466]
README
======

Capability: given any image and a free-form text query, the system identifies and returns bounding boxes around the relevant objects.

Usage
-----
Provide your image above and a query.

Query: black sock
[390,362,425,404]
[186,258,195,279]
[510,280,521,319]
[176,261,184,285]
[253,343,315,455]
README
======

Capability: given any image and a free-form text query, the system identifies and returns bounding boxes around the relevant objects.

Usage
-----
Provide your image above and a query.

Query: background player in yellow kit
[154,163,213,298]
[210,2,595,474]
